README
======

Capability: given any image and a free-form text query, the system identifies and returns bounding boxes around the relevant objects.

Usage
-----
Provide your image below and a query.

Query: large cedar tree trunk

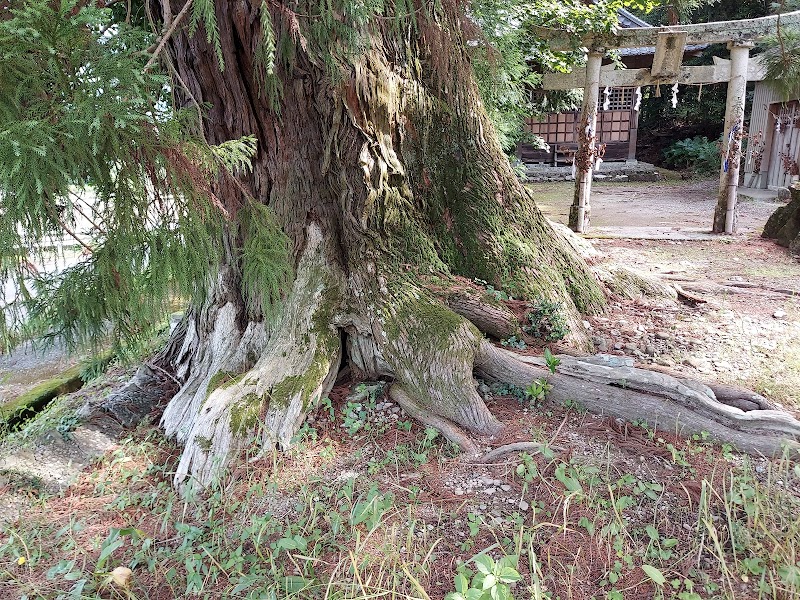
[140,0,800,487]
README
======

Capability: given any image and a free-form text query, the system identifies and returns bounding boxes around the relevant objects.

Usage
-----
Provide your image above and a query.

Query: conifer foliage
[0,0,277,354]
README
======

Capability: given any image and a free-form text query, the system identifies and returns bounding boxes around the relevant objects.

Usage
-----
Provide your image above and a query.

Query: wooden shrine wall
[518,88,637,164]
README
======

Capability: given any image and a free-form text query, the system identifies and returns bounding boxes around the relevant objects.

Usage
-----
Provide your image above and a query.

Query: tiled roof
[617,8,652,29]
[615,9,708,56]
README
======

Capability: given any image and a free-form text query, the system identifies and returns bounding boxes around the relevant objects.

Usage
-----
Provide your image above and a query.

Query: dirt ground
[531,178,800,410]
[533,178,781,233]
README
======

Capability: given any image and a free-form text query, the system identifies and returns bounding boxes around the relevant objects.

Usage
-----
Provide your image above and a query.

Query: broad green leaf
[280,576,313,593]
[474,554,493,575]
[498,567,521,583]
[97,538,124,567]
[482,574,497,590]
[642,564,666,586]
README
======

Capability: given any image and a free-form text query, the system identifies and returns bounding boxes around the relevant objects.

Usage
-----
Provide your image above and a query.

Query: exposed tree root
[661,275,800,299]
[111,232,799,489]
[445,291,520,340]
[706,383,777,412]
[474,341,800,456]
[388,383,479,456]
[347,286,504,438]
[644,363,778,412]
[473,442,551,464]
[161,225,343,488]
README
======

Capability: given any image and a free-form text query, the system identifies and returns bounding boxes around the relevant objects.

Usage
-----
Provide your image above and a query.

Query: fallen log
[475,343,800,457]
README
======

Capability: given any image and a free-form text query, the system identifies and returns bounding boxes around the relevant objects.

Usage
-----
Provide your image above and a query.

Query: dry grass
[1,381,798,600]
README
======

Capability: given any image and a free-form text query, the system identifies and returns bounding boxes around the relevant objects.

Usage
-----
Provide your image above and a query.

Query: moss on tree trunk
[137,0,800,488]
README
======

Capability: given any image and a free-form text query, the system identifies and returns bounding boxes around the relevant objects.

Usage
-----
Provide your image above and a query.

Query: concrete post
[569,50,603,233]
[713,41,753,234]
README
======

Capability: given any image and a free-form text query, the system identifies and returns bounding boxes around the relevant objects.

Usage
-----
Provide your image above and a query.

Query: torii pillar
[713,41,754,234]
[569,48,604,233]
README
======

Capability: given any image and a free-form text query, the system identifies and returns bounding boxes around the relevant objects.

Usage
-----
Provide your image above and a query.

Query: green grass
[1,392,798,600]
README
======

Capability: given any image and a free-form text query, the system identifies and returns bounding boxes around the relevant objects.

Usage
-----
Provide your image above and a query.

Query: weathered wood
[534,10,800,52]
[389,383,480,456]
[445,292,520,340]
[541,56,767,91]
[714,42,753,234]
[162,225,342,488]
[475,342,800,456]
[570,51,603,233]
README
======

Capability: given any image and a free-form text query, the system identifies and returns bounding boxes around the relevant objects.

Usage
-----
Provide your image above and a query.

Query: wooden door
[766,101,800,189]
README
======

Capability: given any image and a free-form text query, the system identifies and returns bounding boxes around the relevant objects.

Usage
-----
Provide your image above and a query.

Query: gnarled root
[473,442,551,464]
[162,225,343,488]
[475,341,800,456]
[445,290,520,340]
[388,383,480,456]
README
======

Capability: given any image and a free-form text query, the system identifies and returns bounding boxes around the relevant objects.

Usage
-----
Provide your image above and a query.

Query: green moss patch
[230,393,263,434]
[0,365,84,431]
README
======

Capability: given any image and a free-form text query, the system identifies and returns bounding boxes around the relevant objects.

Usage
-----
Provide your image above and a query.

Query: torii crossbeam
[537,10,800,234]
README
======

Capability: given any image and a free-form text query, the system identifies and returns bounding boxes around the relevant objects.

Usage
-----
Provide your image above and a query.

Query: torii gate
[537,10,800,234]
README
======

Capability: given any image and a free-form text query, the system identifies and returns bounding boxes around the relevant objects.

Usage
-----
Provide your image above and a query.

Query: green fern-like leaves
[254,1,282,108]
[190,0,225,69]
[761,27,800,102]
[0,0,231,352]
[211,135,259,175]
[240,203,292,320]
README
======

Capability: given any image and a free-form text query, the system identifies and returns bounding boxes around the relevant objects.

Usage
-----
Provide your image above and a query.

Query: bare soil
[531,178,800,411]
[533,178,781,232]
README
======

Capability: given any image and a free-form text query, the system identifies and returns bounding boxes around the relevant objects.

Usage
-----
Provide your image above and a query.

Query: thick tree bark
[139,0,800,487]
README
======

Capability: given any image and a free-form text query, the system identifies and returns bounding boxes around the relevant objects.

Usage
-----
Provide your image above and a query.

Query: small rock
[623,343,639,353]
[614,342,623,350]
[500,484,512,492]
[684,357,707,369]
[773,310,787,319]
[110,567,133,589]
[454,488,464,496]
[655,331,672,340]
[645,345,656,356]
[484,487,497,495]
[592,336,609,352]
[519,500,529,511]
